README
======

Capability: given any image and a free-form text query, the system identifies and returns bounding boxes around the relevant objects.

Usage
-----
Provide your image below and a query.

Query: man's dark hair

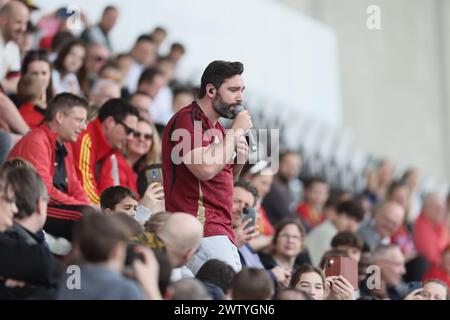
[198,60,243,99]
[336,200,364,222]
[233,179,259,207]
[153,26,167,35]
[173,86,194,98]
[138,68,163,86]
[97,98,139,123]
[100,186,138,211]
[6,167,47,220]
[73,211,128,263]
[196,259,236,294]
[170,42,185,53]
[103,5,117,15]
[231,267,274,300]
[304,177,328,190]
[387,180,407,199]
[324,191,342,209]
[331,231,364,251]
[135,34,154,45]
[130,91,152,100]
[44,93,89,122]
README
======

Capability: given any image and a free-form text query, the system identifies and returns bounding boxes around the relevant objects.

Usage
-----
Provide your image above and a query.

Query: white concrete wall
[278,0,450,185]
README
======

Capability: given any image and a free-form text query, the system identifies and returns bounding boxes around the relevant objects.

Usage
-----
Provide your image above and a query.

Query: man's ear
[206,84,215,97]
[55,111,64,125]
[104,208,113,215]
[102,116,115,130]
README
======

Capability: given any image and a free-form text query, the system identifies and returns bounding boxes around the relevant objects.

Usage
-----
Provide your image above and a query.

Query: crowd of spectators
[0,1,449,301]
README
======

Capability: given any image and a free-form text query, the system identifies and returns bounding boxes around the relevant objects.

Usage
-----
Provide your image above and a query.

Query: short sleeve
[170,111,210,157]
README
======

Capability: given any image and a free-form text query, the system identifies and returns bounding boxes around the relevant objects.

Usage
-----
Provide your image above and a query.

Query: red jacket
[72,118,116,204]
[414,213,449,267]
[8,124,89,205]
[18,103,46,129]
[115,153,138,194]
[296,202,325,229]
[95,152,138,195]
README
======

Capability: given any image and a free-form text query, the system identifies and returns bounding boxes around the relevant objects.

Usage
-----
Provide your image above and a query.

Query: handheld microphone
[233,105,257,152]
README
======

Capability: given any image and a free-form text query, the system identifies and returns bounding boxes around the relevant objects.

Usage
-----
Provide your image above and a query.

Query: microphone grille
[233,105,244,115]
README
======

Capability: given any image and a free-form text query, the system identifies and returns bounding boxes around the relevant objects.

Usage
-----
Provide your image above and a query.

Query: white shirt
[0,34,21,81]
[52,69,82,96]
[150,85,174,125]
[304,219,338,267]
[124,60,144,94]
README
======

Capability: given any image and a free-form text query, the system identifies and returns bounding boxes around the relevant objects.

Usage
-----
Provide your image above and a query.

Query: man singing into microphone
[161,60,252,275]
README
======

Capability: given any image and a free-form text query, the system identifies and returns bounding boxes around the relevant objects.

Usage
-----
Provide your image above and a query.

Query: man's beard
[212,94,239,119]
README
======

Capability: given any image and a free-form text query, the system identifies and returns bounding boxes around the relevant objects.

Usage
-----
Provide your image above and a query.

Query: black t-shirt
[53,142,68,193]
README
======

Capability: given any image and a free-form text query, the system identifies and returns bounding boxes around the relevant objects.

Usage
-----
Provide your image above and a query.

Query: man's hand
[132,246,162,300]
[235,135,249,165]
[141,183,165,214]
[404,288,425,300]
[234,218,258,248]
[271,266,292,288]
[326,276,355,300]
[231,109,253,137]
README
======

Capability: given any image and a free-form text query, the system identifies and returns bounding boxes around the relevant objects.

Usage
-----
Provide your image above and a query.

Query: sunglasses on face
[116,119,135,135]
[133,131,153,140]
[94,55,108,62]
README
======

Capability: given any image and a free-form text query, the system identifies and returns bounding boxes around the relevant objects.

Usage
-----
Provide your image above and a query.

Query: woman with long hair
[52,39,89,96]
[126,118,161,173]
[18,50,54,128]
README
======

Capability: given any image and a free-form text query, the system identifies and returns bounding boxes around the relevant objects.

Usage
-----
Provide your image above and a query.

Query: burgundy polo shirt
[162,101,235,243]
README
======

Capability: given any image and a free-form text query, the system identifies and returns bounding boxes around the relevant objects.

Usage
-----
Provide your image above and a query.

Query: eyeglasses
[278,234,301,241]
[133,131,153,140]
[116,119,135,136]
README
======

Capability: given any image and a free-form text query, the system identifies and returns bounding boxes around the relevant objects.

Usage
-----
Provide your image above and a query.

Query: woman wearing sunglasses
[115,117,161,193]
[127,118,161,173]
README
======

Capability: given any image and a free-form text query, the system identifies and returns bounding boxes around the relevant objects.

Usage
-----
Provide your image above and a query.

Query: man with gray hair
[88,79,121,120]
[360,244,407,300]
[358,201,405,251]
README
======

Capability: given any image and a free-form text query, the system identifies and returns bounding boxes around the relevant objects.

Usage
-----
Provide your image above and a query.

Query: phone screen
[242,207,257,228]
[145,168,163,186]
